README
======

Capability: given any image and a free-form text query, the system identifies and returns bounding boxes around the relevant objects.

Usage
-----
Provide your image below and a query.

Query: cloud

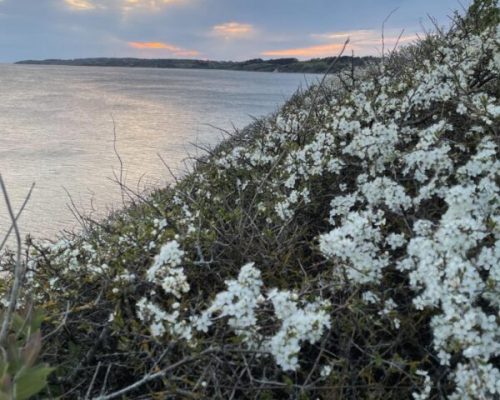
[63,0,186,12]
[64,0,97,10]
[121,0,186,12]
[311,29,374,41]
[211,22,255,39]
[128,41,199,57]
[312,29,418,47]
[262,43,348,58]
[263,29,418,58]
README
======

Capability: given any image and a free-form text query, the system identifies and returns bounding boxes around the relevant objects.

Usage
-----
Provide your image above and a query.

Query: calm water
[0,64,317,242]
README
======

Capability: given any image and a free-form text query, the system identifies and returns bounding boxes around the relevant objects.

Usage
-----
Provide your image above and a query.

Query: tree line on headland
[16,55,378,73]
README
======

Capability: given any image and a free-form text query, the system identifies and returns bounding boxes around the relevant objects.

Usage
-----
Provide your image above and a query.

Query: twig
[0,182,35,254]
[93,347,218,400]
[42,301,71,340]
[86,362,102,400]
[301,38,350,133]
[157,153,180,185]
[0,175,28,345]
[381,8,399,62]
[99,363,113,397]
[111,114,126,206]
[63,186,88,232]
[391,28,406,54]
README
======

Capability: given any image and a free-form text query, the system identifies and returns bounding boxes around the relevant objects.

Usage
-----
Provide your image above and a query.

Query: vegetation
[1,1,499,398]
[0,310,53,400]
[15,56,378,74]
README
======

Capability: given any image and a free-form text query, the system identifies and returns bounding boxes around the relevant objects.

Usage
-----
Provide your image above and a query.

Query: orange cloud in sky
[263,29,418,58]
[263,43,348,58]
[128,41,199,57]
[129,41,172,49]
[313,29,418,46]
[212,22,255,38]
[64,0,96,10]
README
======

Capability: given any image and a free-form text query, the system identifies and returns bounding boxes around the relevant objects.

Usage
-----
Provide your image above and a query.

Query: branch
[111,114,126,206]
[302,38,350,134]
[0,175,31,345]
[381,8,399,62]
[93,347,218,400]
[0,182,35,254]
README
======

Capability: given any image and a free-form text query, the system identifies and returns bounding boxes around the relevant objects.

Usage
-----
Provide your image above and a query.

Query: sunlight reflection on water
[0,64,318,242]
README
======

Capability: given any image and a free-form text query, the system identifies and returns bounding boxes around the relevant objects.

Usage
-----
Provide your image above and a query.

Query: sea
[0,64,318,243]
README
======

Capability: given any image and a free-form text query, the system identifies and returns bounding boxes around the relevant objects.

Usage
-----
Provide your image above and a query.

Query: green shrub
[1,1,498,399]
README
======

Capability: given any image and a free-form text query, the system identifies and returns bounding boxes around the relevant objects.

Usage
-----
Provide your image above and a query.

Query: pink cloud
[263,29,419,58]
[262,43,348,58]
[128,41,199,57]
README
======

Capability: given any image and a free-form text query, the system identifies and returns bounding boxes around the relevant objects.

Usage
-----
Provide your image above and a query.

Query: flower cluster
[196,263,330,371]
[130,15,499,397]
[146,240,188,298]
[5,4,498,398]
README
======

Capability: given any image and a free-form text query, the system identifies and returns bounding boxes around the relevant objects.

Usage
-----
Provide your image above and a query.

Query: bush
[2,1,498,398]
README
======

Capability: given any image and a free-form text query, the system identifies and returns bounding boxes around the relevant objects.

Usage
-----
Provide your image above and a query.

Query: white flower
[320,364,332,378]
[146,241,189,299]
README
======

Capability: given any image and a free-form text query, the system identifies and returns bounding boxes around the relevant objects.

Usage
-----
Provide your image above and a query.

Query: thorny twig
[93,347,218,400]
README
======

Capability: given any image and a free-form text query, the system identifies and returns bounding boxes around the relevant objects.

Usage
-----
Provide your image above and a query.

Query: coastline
[15,55,378,74]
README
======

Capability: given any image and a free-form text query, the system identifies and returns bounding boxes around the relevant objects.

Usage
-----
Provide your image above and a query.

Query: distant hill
[15,56,378,74]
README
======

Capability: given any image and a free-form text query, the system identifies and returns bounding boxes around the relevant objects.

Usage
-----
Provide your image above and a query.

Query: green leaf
[0,373,12,395]
[11,314,25,334]
[14,364,54,400]
[21,331,42,368]
[29,310,45,333]
[282,375,294,394]
[0,357,9,378]
[5,337,22,374]
[0,390,12,400]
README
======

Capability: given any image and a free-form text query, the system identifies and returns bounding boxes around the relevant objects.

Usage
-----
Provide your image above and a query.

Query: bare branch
[0,175,29,345]
[0,182,35,254]
[382,8,399,62]
[302,38,350,134]
[111,114,126,206]
[93,347,218,400]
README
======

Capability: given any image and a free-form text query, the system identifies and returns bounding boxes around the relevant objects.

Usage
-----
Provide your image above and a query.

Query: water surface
[0,64,317,241]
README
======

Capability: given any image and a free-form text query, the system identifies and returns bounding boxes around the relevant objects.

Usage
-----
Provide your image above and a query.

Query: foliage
[1,1,498,399]
[0,309,52,400]
[465,0,500,32]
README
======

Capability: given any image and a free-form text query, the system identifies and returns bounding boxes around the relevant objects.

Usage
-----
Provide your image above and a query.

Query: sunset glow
[0,0,459,62]
[128,41,199,57]
[262,43,348,58]
[212,22,255,38]
[64,0,96,10]
[263,30,420,58]
[64,0,185,12]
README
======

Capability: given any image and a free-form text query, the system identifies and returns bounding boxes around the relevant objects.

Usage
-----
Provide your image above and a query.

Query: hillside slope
[1,1,499,399]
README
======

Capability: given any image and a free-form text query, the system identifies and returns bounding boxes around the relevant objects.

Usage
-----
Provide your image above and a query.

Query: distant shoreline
[16,56,378,74]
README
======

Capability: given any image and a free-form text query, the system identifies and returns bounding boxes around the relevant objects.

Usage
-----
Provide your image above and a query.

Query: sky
[0,0,466,62]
